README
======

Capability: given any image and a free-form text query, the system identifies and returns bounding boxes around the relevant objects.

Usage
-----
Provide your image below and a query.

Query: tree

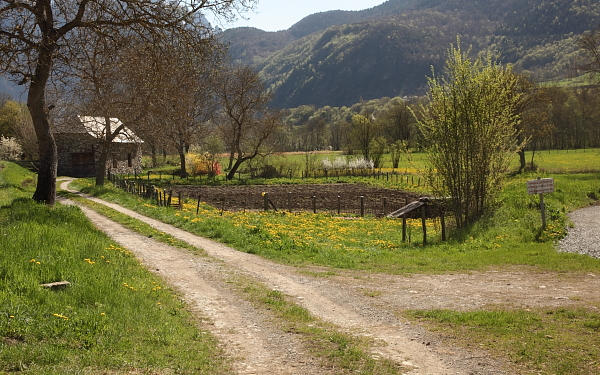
[349,112,380,160]
[215,65,282,180]
[0,0,255,204]
[0,100,37,159]
[511,74,553,172]
[121,33,223,179]
[576,28,600,84]
[418,42,522,229]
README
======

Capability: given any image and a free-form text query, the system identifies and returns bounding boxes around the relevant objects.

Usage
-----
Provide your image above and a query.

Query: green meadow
[0,162,230,374]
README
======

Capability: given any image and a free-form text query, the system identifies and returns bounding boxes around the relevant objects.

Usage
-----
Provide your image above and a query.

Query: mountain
[220,0,600,108]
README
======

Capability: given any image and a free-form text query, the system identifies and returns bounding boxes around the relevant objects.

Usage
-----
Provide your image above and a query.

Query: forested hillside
[220,0,600,108]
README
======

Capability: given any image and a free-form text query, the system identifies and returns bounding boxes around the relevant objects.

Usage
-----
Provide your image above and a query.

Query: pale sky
[212,0,387,32]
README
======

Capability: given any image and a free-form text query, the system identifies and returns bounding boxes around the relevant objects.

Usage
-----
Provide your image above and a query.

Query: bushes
[0,136,22,160]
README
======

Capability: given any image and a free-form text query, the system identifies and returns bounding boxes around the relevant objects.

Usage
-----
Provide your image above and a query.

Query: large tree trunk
[28,47,57,205]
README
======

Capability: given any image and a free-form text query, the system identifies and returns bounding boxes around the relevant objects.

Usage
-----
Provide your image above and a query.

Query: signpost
[526,177,554,228]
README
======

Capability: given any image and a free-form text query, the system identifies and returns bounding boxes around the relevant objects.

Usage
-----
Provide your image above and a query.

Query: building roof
[53,115,143,143]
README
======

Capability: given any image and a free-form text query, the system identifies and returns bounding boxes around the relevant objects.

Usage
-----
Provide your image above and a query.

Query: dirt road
[59,179,600,375]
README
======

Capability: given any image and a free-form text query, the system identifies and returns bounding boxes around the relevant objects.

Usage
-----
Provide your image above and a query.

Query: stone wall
[55,133,142,177]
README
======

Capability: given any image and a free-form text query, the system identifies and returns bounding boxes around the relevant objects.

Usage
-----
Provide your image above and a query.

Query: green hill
[220,0,600,108]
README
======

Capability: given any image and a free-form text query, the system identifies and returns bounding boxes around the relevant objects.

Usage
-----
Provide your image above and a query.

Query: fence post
[168,190,172,207]
[402,197,408,242]
[312,196,317,214]
[178,191,183,210]
[337,195,341,215]
[440,208,446,241]
[421,200,427,246]
[288,192,292,213]
[197,195,201,214]
[263,192,269,212]
[360,196,365,217]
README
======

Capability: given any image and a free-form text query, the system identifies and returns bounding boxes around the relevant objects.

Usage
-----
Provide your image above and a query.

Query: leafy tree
[0,0,255,204]
[350,112,380,160]
[418,42,522,229]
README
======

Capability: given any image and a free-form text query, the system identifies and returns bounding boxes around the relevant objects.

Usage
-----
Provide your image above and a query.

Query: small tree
[418,41,522,228]
[216,65,282,180]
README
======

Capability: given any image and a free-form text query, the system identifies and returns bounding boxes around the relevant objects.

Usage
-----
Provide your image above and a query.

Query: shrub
[0,136,22,160]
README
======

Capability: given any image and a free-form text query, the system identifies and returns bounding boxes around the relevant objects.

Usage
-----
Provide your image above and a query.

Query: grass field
[4,146,600,375]
[0,162,230,374]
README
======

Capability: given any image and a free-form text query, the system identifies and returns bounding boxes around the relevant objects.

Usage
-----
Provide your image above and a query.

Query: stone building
[53,115,143,177]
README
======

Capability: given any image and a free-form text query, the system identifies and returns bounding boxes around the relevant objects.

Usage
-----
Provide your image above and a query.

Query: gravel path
[59,179,600,375]
[559,205,600,259]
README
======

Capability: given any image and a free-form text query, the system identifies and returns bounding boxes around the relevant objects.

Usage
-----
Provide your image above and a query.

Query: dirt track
[59,179,600,375]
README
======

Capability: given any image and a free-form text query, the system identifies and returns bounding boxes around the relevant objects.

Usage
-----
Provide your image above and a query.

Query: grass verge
[405,306,600,375]
[231,274,404,374]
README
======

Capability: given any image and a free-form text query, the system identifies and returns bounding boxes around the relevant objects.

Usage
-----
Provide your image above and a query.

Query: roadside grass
[405,306,600,375]
[0,164,229,374]
[232,274,404,374]
[73,170,600,274]
[59,191,200,253]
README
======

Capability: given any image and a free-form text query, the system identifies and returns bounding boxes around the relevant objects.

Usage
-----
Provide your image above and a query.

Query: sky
[212,0,387,32]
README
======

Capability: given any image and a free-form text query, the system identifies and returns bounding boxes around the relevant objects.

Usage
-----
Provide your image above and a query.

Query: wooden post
[178,191,183,210]
[168,190,172,207]
[288,192,292,213]
[196,195,201,214]
[360,196,365,217]
[263,192,269,212]
[402,214,407,242]
[337,195,341,215]
[421,200,427,246]
[402,197,408,242]
[440,208,446,241]
[312,196,317,214]
[540,192,546,229]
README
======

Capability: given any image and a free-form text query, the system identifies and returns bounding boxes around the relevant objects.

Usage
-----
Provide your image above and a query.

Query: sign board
[527,178,554,195]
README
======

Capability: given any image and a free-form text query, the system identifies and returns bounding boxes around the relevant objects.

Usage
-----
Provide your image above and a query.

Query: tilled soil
[60,179,600,375]
[173,183,423,216]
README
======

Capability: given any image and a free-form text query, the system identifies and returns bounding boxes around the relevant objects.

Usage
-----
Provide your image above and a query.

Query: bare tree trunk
[151,144,158,168]
[518,149,526,173]
[227,157,244,180]
[28,49,56,205]
[179,146,187,178]
[95,142,110,186]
